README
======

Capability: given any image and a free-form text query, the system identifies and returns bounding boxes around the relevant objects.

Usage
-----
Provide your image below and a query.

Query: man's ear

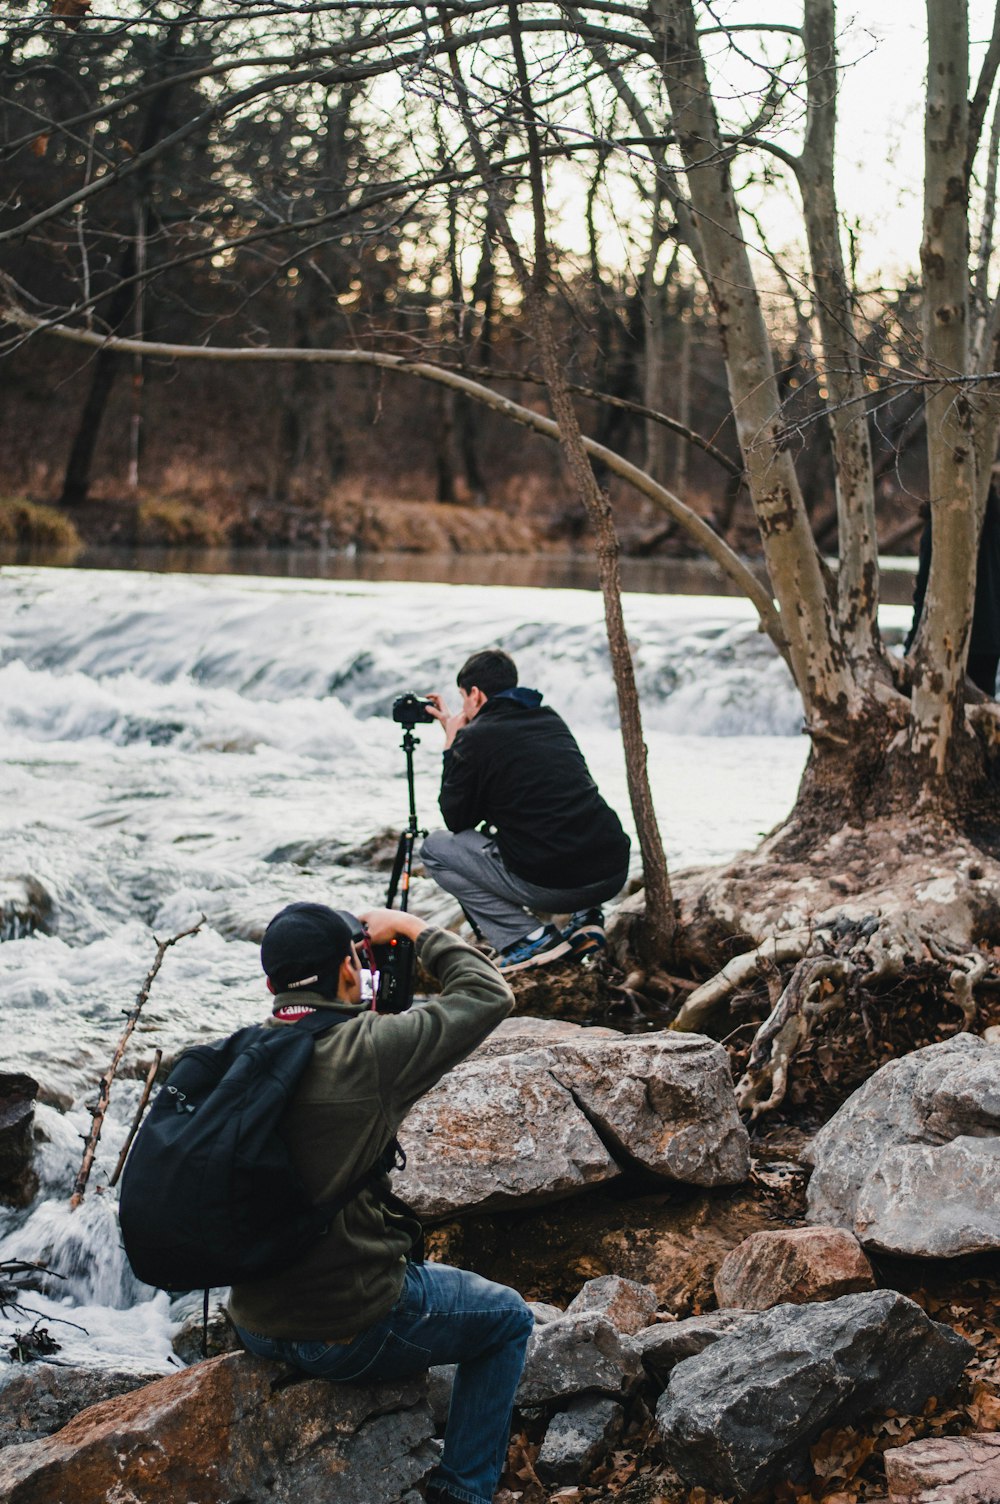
[338,951,358,998]
[468,686,488,715]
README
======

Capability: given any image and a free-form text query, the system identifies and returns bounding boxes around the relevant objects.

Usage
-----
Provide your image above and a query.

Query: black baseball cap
[260,901,356,997]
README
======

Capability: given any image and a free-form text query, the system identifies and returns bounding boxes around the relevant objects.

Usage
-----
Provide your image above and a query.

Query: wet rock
[806,1036,1000,1256]
[398,1026,749,1219]
[634,1311,750,1385]
[0,878,53,942]
[0,1363,159,1447]
[884,1432,1000,1502]
[714,1227,875,1311]
[516,1313,643,1406]
[0,1074,39,1207]
[565,1275,658,1335]
[0,1352,437,1504]
[171,1303,242,1365]
[655,1291,972,1500]
[536,1395,624,1485]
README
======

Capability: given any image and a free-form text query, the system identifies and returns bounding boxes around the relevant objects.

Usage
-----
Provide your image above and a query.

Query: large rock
[0,1364,159,1447]
[884,1433,1000,1502]
[0,1353,437,1504]
[634,1311,750,1385]
[398,1023,749,1218]
[536,1395,624,1485]
[655,1290,972,1500]
[714,1227,875,1311]
[0,1074,39,1207]
[0,878,53,942]
[565,1275,658,1335]
[807,1035,1000,1256]
[516,1313,644,1406]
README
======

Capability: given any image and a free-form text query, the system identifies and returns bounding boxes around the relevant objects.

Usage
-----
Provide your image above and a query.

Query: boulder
[0,1364,159,1448]
[884,1433,1000,1502]
[536,1396,624,1485]
[0,1074,39,1207]
[516,1313,644,1407]
[713,1227,875,1311]
[655,1290,972,1500]
[397,1050,618,1218]
[0,878,53,942]
[0,1352,437,1504]
[807,1035,1000,1256]
[633,1311,750,1385]
[397,1025,749,1219]
[565,1275,658,1335]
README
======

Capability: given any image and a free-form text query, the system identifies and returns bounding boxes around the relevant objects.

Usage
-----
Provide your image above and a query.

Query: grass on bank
[0,498,81,550]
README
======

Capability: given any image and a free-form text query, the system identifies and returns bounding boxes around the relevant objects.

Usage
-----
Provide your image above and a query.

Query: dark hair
[457,649,517,698]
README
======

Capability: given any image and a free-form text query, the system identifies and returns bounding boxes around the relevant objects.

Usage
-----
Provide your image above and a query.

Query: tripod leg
[385,832,410,910]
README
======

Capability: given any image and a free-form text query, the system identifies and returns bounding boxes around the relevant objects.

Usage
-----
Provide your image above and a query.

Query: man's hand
[359,907,429,945]
[425,692,468,749]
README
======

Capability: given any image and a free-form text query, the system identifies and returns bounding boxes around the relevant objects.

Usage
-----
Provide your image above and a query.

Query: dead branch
[70,921,203,1210]
[670,931,813,1033]
[109,1049,162,1188]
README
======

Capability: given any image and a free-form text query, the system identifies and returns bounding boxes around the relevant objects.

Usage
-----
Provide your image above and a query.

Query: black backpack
[118,1010,405,1292]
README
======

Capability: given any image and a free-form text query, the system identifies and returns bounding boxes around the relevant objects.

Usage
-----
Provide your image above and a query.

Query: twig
[70,920,203,1210]
[109,1049,162,1188]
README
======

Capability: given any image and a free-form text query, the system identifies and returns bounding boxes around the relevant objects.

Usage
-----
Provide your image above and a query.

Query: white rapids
[0,565,910,1371]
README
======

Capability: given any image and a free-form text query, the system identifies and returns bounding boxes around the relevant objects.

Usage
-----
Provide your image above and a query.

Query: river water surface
[0,564,909,1375]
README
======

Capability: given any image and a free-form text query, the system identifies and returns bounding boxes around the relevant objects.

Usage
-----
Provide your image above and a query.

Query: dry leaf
[967,1383,1000,1429]
[31,135,50,157]
[52,0,91,26]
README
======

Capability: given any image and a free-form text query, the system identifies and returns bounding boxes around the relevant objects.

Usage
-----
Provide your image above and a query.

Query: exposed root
[734,953,848,1117]
[671,932,811,1033]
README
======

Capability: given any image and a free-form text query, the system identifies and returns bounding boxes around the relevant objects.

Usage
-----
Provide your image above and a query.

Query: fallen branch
[109,1049,162,1188]
[70,920,203,1210]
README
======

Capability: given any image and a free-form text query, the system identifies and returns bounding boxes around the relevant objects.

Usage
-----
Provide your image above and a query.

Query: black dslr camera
[393,693,435,726]
[336,911,415,1014]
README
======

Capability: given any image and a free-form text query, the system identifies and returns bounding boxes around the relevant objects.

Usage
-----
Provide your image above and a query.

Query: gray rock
[634,1311,750,1385]
[426,1365,456,1430]
[0,1073,39,1207]
[0,1364,160,1447]
[0,877,53,942]
[655,1290,972,1500]
[565,1275,658,1335]
[517,1313,643,1406]
[398,1025,749,1219]
[807,1036,1000,1255]
[528,1302,565,1325]
[536,1396,624,1485]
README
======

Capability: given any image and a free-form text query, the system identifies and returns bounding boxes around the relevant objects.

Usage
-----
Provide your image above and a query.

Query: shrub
[136,500,228,546]
[0,498,81,549]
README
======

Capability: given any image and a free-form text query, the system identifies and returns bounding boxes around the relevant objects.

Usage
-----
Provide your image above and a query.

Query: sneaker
[497,923,572,973]
[561,907,606,959]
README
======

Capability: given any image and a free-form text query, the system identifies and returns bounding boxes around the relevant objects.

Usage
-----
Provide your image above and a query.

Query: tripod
[385,722,426,912]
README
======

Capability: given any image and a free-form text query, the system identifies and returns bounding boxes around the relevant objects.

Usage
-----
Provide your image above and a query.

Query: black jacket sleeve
[438,734,486,832]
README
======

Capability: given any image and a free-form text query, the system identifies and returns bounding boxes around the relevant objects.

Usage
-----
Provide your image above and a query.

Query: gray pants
[421,828,628,950]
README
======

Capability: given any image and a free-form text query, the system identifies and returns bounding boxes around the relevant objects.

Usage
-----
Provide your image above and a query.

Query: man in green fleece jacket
[229,901,533,1504]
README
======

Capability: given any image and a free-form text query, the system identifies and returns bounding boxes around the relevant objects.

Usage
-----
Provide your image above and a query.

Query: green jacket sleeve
[371,927,513,1121]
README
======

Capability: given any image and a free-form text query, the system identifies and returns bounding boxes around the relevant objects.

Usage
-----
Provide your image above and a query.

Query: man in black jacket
[422,649,631,973]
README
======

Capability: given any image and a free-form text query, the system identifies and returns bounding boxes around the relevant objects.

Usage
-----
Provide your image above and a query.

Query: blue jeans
[235,1261,533,1504]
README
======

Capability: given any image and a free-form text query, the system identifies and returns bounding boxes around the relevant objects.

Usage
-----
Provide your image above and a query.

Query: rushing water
[0,565,910,1374]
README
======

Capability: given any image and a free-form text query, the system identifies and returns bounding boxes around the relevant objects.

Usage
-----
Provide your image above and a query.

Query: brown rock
[885,1433,1000,1502]
[714,1226,876,1311]
[565,1275,658,1335]
[0,1352,436,1504]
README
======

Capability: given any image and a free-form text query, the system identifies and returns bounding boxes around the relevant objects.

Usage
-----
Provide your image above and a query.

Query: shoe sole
[499,937,573,974]
[568,933,606,958]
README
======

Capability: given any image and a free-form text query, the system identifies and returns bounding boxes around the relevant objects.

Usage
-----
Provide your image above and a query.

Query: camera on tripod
[393,693,435,727]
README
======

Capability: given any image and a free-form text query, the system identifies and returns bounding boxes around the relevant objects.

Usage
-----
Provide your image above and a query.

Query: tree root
[670,932,812,1033]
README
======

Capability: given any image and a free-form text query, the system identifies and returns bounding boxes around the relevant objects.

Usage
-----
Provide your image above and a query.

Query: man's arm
[359,909,514,1118]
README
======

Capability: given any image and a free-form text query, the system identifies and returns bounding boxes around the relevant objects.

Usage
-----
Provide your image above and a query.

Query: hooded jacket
[439,689,630,888]
[228,926,512,1341]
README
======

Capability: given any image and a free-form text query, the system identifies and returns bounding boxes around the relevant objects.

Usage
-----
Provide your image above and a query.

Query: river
[0,562,911,1375]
